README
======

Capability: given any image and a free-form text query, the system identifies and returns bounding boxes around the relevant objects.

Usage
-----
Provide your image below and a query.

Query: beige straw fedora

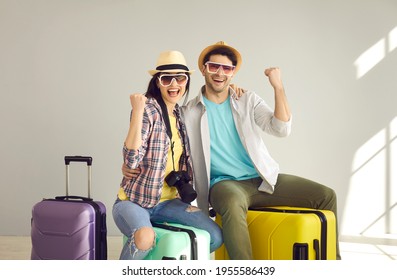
[148,50,194,76]
[198,41,242,73]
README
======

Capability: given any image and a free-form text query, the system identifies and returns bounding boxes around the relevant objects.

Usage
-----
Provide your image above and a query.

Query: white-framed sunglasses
[205,62,236,76]
[158,73,189,87]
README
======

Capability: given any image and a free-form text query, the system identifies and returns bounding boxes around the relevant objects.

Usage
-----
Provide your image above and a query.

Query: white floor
[0,235,396,260]
[0,235,123,260]
[338,235,397,260]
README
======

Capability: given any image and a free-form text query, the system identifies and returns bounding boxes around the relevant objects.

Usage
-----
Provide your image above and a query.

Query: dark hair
[203,47,238,66]
[145,73,191,107]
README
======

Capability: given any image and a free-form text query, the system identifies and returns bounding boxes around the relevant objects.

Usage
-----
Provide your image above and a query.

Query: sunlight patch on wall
[390,117,397,229]
[389,26,397,52]
[354,39,385,79]
[352,129,385,171]
[342,117,397,237]
[354,26,397,79]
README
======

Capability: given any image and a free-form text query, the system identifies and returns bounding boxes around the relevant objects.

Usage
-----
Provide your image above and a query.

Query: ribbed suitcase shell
[215,206,336,260]
[31,198,107,260]
[30,156,107,260]
[122,223,210,260]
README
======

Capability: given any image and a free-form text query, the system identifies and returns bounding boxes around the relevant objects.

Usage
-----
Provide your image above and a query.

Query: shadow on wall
[342,117,397,242]
[341,26,397,243]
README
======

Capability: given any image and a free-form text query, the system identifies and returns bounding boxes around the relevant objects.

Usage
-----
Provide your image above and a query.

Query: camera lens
[165,171,197,203]
[176,182,197,203]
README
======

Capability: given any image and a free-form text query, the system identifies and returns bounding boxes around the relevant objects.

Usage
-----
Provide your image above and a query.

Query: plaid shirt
[120,98,193,208]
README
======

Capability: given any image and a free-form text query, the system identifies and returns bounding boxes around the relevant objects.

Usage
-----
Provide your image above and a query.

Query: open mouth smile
[212,76,226,85]
[167,88,180,97]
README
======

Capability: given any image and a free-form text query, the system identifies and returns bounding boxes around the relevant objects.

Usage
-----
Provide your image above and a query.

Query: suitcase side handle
[65,156,93,166]
[55,195,93,202]
[152,223,198,260]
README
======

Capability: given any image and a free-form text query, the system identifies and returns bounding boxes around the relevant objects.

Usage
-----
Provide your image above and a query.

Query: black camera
[165,171,197,203]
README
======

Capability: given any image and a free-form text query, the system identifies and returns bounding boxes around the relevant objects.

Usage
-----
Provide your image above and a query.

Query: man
[123,41,340,260]
[182,41,340,260]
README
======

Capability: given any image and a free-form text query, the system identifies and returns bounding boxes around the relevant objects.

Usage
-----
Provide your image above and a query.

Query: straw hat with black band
[197,41,242,73]
[148,50,194,76]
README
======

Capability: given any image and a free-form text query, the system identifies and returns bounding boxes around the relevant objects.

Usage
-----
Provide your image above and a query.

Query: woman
[112,50,222,260]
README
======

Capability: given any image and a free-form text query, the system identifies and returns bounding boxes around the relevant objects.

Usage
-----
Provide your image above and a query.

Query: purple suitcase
[31,156,107,260]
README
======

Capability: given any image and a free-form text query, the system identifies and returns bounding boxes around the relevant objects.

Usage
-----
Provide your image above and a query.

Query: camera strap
[155,96,187,172]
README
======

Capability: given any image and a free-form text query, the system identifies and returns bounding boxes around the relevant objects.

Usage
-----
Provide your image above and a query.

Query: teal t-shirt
[203,95,258,187]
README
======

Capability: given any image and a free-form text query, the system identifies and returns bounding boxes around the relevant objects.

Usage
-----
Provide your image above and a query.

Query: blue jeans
[112,198,223,260]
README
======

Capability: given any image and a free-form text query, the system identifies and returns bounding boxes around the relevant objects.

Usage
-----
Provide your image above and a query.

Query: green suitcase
[123,223,211,260]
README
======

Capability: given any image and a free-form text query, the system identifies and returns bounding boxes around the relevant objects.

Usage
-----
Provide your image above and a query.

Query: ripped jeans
[112,198,223,260]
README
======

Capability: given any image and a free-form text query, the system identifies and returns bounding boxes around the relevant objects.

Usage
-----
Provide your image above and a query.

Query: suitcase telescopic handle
[65,156,93,166]
[64,156,93,198]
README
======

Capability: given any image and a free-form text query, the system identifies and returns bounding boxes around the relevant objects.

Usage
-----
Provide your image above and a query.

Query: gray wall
[1,0,396,240]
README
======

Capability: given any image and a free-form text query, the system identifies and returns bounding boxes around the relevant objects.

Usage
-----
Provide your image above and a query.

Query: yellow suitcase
[215,206,337,260]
